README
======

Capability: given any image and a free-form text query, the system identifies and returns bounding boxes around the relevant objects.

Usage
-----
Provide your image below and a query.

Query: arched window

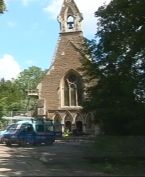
[64,80,69,106]
[67,15,74,29]
[63,71,83,107]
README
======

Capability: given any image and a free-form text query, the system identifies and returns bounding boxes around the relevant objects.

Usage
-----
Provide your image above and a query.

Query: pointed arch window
[63,72,83,107]
[67,15,74,29]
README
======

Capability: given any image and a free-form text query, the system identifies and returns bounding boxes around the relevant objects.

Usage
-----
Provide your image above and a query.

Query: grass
[84,136,145,175]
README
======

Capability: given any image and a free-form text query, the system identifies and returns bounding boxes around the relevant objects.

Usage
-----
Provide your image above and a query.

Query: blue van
[0,123,16,144]
[2,118,55,146]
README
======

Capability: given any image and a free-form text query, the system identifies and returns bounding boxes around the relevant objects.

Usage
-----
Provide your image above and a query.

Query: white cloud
[43,0,112,38]
[20,0,39,6]
[21,0,32,6]
[0,54,21,80]
[43,0,62,19]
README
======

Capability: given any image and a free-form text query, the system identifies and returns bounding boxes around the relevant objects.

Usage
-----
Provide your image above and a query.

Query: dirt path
[0,138,104,176]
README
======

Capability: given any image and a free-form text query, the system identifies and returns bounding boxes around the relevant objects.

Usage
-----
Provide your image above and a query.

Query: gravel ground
[0,138,104,176]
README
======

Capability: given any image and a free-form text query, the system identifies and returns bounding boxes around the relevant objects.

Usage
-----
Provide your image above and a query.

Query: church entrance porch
[76,121,83,132]
[64,120,84,136]
[47,110,90,136]
[65,121,72,132]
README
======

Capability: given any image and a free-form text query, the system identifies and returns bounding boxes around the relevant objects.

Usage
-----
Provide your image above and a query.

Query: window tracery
[63,72,82,107]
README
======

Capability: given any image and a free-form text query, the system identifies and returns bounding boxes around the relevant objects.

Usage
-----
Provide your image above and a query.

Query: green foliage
[92,136,145,157]
[0,104,3,118]
[86,136,145,175]
[0,0,6,13]
[15,66,46,112]
[81,0,145,135]
[15,66,46,92]
[0,66,46,116]
[0,79,23,116]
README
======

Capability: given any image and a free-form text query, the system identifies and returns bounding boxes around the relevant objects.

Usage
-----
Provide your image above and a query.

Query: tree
[15,66,46,92]
[0,78,24,116]
[81,0,145,135]
[15,66,46,113]
[0,0,6,13]
[0,66,46,117]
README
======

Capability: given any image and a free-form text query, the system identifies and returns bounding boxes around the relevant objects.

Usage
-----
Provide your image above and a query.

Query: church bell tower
[37,0,94,135]
[58,0,83,33]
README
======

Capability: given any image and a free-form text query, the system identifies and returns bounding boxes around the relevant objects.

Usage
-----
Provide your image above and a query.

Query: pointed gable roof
[57,0,83,33]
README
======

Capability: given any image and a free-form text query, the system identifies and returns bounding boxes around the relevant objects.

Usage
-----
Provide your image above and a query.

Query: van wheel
[45,140,53,145]
[6,142,11,146]
[32,142,38,146]
[18,140,26,147]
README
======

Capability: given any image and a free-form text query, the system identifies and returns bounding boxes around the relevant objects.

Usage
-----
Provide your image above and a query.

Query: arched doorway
[85,113,94,134]
[65,121,72,132]
[75,113,83,135]
[54,114,62,137]
[76,121,83,132]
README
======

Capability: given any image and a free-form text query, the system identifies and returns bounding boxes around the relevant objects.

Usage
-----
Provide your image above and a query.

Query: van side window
[26,124,33,132]
[21,124,34,132]
[36,124,44,132]
[45,123,54,132]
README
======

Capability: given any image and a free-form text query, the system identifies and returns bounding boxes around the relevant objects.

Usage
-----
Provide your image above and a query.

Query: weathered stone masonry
[37,0,95,134]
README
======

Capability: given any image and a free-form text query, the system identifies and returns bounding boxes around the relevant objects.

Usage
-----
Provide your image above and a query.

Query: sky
[0,0,111,80]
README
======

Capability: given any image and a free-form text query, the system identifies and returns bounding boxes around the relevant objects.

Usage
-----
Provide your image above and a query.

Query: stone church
[36,0,95,134]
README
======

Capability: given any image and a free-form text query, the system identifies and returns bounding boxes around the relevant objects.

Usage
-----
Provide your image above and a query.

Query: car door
[19,123,35,144]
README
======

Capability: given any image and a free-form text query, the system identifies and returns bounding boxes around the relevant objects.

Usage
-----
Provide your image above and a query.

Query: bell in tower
[67,16,74,29]
[36,0,93,135]
[58,0,83,33]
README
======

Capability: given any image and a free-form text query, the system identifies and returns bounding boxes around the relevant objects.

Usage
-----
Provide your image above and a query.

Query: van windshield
[7,124,19,132]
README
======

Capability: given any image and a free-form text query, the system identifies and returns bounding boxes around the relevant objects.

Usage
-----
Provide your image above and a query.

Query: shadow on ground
[0,138,103,176]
